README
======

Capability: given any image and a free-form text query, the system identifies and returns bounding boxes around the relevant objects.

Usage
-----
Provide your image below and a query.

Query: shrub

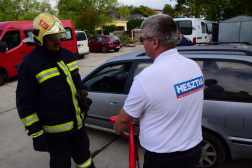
[104,24,117,35]
[96,30,101,35]
[119,34,131,44]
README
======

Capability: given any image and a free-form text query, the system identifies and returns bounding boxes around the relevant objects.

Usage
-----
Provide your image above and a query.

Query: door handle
[19,51,25,54]
[111,102,119,106]
[78,44,81,46]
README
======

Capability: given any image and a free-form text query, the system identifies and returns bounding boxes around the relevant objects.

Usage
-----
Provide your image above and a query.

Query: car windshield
[109,36,119,41]
[176,21,192,35]
[0,30,2,37]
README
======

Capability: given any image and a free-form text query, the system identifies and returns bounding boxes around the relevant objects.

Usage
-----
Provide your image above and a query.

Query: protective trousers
[46,127,95,168]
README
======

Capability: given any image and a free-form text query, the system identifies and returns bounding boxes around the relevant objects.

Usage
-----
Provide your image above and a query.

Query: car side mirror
[208,29,212,34]
[0,42,8,53]
[22,37,36,46]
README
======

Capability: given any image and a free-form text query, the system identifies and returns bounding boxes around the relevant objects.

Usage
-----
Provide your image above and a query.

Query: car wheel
[79,55,85,59]
[101,46,108,53]
[0,70,4,86]
[114,49,119,52]
[197,131,226,168]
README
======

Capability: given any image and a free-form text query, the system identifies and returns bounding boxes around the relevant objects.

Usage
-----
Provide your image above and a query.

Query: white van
[174,18,210,44]
[75,30,90,59]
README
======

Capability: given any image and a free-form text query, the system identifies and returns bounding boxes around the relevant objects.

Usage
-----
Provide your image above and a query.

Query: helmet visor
[44,32,67,40]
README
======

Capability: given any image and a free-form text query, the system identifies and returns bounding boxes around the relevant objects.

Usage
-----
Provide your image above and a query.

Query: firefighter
[16,13,95,168]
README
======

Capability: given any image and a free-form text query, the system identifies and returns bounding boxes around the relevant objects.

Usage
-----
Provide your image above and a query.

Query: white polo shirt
[123,48,203,153]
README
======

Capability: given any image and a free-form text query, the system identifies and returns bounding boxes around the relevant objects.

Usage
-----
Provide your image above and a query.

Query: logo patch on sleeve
[174,76,204,98]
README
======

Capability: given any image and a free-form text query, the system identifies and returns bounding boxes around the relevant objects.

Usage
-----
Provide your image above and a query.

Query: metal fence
[241,22,252,43]
[218,21,252,43]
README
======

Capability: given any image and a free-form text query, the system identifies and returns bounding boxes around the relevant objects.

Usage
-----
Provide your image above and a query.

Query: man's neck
[153,47,175,60]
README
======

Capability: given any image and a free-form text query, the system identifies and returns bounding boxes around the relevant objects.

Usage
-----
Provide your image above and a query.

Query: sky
[119,0,178,10]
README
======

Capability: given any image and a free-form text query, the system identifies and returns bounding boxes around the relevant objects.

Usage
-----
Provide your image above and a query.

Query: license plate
[116,46,120,48]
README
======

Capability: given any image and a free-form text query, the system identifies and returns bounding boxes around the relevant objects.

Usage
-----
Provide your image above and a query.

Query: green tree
[126,5,135,15]
[0,0,56,22]
[104,24,117,35]
[116,4,130,19]
[127,18,145,30]
[18,0,56,21]
[0,0,20,21]
[75,7,99,36]
[175,0,252,21]
[132,5,158,17]
[57,0,119,35]
[57,0,87,27]
[163,4,175,17]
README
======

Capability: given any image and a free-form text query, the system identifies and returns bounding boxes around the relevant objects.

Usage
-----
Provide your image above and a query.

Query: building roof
[107,10,128,21]
[127,14,146,20]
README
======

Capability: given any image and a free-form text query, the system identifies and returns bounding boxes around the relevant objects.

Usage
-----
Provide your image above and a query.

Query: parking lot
[0,45,252,168]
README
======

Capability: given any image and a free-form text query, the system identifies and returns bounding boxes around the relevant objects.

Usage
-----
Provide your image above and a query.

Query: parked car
[75,30,90,59]
[88,35,122,53]
[81,44,252,168]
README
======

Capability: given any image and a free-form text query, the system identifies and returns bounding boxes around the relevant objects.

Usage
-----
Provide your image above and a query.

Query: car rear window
[76,32,87,41]
[176,21,192,35]
[109,36,119,41]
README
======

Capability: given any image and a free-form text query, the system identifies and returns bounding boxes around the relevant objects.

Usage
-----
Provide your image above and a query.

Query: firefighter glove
[33,135,50,152]
[75,90,88,101]
[75,90,93,106]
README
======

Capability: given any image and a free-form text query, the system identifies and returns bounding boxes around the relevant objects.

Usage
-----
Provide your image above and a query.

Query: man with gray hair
[114,14,203,168]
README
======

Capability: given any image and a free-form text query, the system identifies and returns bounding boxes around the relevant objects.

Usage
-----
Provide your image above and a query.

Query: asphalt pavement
[0,45,251,168]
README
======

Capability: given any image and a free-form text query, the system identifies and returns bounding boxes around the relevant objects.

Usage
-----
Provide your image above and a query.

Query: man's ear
[153,38,159,50]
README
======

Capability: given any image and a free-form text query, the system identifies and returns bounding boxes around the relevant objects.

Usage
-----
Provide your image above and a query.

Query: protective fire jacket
[16,45,85,138]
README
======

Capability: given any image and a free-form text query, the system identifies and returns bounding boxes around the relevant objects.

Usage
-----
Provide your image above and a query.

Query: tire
[79,55,85,59]
[101,46,108,53]
[197,131,226,168]
[114,48,119,52]
[0,70,4,86]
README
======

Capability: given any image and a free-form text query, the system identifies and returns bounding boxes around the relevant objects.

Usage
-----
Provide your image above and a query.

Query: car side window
[62,27,73,41]
[201,22,206,33]
[24,30,33,38]
[133,62,153,77]
[96,37,103,42]
[1,30,20,50]
[194,59,252,102]
[83,62,132,93]
[89,37,95,42]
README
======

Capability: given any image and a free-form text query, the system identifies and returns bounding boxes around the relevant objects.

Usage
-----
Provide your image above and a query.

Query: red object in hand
[109,116,117,123]
[110,115,139,168]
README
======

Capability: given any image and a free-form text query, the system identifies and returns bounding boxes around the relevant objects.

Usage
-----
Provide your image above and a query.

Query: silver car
[81,45,252,168]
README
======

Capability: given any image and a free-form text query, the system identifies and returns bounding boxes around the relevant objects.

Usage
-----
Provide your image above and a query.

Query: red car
[88,35,122,53]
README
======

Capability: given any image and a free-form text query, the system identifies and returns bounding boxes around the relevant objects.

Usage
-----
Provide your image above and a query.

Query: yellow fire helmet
[32,12,67,46]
